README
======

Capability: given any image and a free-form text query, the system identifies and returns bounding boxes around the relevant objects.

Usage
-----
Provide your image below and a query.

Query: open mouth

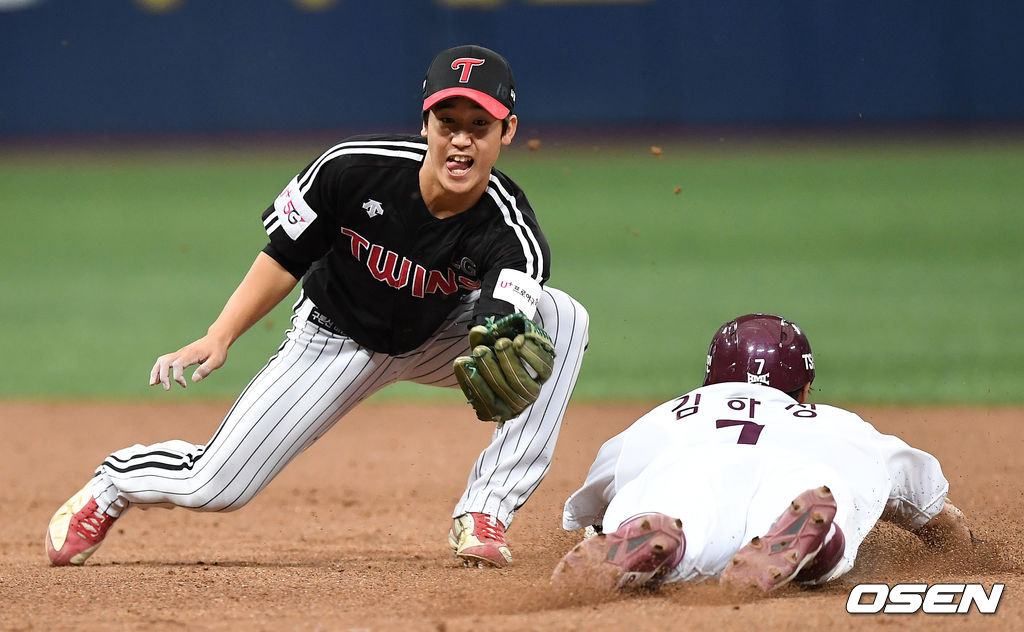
[446,155,474,176]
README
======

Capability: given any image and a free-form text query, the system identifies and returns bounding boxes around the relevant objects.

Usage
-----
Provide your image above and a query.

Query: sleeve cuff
[262,243,310,280]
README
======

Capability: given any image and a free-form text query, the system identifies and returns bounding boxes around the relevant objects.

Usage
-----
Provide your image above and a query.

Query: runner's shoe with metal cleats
[45,482,117,566]
[448,512,512,568]
[720,486,837,592]
[550,513,686,591]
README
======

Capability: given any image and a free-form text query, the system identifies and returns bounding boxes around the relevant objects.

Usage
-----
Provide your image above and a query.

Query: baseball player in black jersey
[45,45,589,569]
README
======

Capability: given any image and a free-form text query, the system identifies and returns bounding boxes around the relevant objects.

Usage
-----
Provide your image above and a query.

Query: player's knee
[183,496,248,512]
[573,299,590,334]
[558,293,590,346]
[173,483,253,512]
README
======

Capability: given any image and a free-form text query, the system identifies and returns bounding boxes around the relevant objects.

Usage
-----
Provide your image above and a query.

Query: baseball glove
[453,312,556,423]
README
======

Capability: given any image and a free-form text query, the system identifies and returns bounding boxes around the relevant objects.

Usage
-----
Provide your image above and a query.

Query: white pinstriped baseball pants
[91,286,588,530]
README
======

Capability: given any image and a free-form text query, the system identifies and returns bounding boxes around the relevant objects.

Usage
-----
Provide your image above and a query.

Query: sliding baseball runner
[552,313,972,592]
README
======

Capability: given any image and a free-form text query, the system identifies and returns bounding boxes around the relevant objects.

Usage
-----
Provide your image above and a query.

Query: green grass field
[1,135,1021,405]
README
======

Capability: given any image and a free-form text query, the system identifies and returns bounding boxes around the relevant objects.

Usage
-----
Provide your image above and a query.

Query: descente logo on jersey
[340,227,481,297]
[362,199,384,218]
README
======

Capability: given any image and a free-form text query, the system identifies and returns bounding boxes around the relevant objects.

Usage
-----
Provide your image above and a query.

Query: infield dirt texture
[3,400,1022,630]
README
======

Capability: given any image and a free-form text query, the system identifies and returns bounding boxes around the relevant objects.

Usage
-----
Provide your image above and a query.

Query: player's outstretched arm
[149,252,299,390]
[911,500,975,552]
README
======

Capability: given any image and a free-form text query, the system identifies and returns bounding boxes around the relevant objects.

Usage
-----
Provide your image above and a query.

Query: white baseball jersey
[562,382,949,583]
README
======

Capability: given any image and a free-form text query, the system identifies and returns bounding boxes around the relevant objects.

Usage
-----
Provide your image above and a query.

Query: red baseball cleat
[448,512,512,568]
[551,513,686,590]
[720,486,837,592]
[45,483,117,566]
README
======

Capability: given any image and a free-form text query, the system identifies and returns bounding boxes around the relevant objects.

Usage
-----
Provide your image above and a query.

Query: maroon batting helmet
[703,313,815,393]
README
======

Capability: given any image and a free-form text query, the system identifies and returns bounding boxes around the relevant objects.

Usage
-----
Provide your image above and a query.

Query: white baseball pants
[92,287,589,530]
[602,445,860,583]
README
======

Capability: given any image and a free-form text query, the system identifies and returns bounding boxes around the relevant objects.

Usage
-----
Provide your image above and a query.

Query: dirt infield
[3,401,1021,631]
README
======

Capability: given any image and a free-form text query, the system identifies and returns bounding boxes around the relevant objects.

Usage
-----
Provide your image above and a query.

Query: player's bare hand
[913,500,975,552]
[149,336,229,390]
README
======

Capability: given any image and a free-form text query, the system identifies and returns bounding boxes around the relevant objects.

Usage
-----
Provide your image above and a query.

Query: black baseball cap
[422,45,516,119]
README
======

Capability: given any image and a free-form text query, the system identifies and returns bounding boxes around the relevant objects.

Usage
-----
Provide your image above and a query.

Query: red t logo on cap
[451,57,485,83]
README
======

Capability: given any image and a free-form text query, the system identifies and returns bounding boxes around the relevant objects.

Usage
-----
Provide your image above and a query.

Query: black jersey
[261,134,551,355]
